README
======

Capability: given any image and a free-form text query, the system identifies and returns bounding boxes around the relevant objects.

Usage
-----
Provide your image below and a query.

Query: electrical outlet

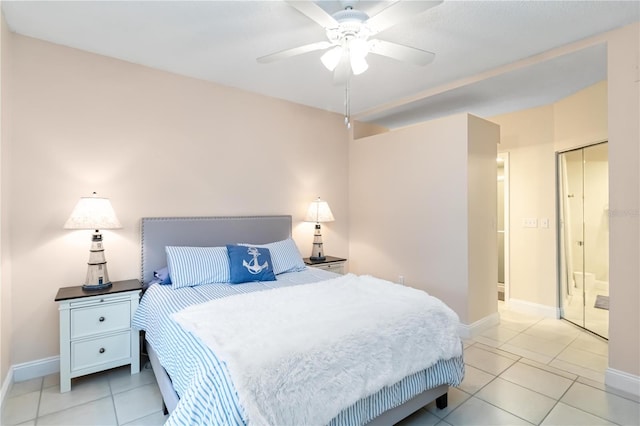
[523,218,538,228]
[398,275,404,285]
[540,218,549,228]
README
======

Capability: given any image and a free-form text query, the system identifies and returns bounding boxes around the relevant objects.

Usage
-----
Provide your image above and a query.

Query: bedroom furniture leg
[436,392,448,409]
[366,384,448,425]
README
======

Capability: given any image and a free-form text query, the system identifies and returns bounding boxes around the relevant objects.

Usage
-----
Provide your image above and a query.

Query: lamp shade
[304,197,335,223]
[64,192,122,230]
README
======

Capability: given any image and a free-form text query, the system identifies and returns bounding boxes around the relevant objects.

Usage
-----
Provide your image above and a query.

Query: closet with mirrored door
[557,142,609,338]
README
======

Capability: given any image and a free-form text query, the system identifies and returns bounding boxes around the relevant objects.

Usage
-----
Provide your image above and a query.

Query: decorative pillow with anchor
[226,245,276,284]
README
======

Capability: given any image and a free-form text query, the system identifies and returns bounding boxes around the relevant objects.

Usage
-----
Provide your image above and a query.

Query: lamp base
[82,282,112,291]
[309,255,327,261]
[84,230,112,291]
[310,223,327,262]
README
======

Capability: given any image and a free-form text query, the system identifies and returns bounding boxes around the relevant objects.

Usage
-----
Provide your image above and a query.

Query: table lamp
[64,192,122,290]
[304,197,335,261]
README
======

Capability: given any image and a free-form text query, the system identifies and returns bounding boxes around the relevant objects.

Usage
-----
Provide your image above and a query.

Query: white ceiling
[2,1,638,129]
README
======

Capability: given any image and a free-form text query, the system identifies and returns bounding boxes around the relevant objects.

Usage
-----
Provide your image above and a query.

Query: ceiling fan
[257,0,442,84]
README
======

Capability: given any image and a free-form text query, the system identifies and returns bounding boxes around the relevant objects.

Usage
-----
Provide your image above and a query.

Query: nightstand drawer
[303,256,347,275]
[317,263,345,274]
[71,332,131,372]
[70,302,131,339]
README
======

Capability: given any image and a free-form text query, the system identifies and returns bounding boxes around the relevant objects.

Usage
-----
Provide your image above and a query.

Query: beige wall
[491,105,557,307]
[4,33,350,366]
[349,113,498,326]
[607,23,639,379]
[554,78,608,152]
[467,115,500,323]
[492,21,640,380]
[1,10,12,384]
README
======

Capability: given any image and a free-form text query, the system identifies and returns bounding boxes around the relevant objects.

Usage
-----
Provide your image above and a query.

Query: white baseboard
[12,356,59,382]
[507,298,559,319]
[0,366,14,411]
[458,312,501,339]
[1,356,60,410]
[606,368,640,398]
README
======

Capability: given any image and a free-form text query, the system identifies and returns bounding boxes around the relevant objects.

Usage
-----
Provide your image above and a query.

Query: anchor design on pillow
[243,247,268,275]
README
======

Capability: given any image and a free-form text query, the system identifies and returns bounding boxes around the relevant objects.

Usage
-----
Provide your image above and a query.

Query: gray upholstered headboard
[140,216,292,284]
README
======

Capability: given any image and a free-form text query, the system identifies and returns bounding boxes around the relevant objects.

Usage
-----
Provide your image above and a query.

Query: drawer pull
[99,348,105,354]
[99,316,105,322]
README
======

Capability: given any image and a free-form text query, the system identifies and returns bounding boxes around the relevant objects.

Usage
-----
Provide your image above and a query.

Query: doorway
[557,142,609,338]
[497,152,509,302]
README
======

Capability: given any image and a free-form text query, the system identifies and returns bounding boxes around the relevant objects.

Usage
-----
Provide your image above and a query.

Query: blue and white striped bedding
[132,268,464,425]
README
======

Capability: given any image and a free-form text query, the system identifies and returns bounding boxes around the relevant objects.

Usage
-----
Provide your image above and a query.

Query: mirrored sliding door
[558,142,609,338]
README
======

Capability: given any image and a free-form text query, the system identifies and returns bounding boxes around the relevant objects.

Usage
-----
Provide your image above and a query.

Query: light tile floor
[399,303,639,426]
[1,362,167,426]
[2,303,639,425]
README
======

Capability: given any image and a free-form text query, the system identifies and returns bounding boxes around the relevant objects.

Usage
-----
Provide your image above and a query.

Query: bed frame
[140,215,448,424]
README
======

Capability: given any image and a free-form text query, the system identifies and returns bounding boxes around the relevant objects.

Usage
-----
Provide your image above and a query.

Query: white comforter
[171,273,462,426]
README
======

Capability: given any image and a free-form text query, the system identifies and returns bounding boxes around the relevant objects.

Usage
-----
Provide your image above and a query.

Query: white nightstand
[304,256,347,275]
[55,279,141,392]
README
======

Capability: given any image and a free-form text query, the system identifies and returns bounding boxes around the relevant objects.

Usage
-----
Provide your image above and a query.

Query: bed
[132,215,464,425]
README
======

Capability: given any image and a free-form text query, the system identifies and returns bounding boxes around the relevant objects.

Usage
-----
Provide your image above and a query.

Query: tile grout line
[492,320,595,374]
[449,342,536,424]
[533,375,580,426]
[33,377,44,426]
[450,389,538,426]
[546,327,582,367]
[545,376,626,426]
[574,376,640,405]
[477,367,562,424]
[108,375,121,426]
[509,320,607,380]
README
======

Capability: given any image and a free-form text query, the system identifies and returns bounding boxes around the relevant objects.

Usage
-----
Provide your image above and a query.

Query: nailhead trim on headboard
[140,216,292,285]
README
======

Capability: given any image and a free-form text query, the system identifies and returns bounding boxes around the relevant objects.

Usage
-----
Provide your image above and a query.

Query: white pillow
[240,238,305,275]
[165,246,230,288]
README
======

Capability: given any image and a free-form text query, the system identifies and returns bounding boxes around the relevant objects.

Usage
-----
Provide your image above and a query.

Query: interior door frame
[498,152,510,303]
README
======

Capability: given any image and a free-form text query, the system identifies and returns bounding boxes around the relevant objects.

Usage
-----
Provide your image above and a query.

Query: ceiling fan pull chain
[345,81,351,129]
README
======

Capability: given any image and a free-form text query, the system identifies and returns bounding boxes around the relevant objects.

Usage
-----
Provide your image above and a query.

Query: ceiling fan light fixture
[320,46,342,71]
[350,55,368,75]
[349,37,369,59]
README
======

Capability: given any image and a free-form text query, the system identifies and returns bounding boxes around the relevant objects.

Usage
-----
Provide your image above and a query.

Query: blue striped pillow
[165,246,230,288]
[240,238,305,275]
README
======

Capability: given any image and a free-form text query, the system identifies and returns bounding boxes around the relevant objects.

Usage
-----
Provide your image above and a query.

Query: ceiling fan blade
[368,39,435,66]
[257,41,333,64]
[366,1,443,35]
[285,0,338,28]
